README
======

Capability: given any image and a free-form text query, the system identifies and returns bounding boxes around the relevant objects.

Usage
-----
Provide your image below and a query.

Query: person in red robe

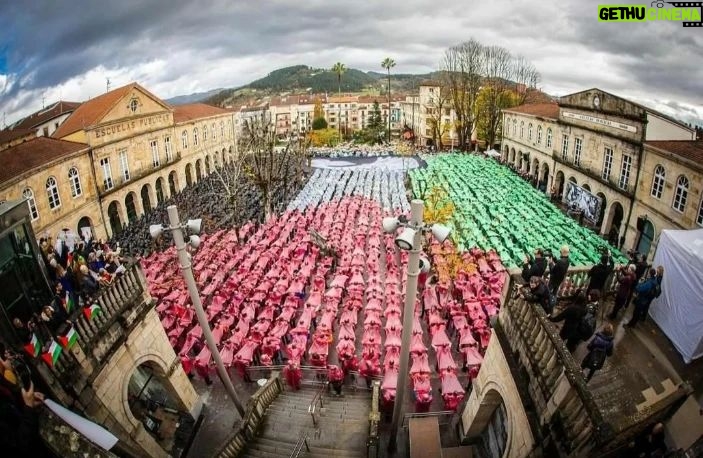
[283,360,302,391]
[327,365,344,396]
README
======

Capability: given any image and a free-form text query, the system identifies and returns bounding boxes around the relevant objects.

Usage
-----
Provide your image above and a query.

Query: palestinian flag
[24,333,41,357]
[63,291,75,313]
[59,326,78,349]
[83,303,102,320]
[42,340,62,366]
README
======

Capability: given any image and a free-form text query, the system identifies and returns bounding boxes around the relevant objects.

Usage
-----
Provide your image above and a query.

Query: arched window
[537,126,543,145]
[193,128,199,146]
[528,123,533,140]
[68,167,82,197]
[672,175,689,212]
[546,128,553,148]
[181,130,188,149]
[220,121,225,139]
[505,118,510,136]
[23,188,38,220]
[46,176,61,209]
[697,196,703,227]
[203,125,208,142]
[520,121,525,138]
[650,165,665,199]
[212,123,217,141]
[513,119,517,136]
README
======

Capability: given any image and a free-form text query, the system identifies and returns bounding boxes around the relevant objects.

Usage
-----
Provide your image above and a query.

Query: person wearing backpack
[548,289,588,352]
[581,323,614,382]
[626,268,658,328]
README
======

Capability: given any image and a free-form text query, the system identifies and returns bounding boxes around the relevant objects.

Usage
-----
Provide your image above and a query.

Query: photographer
[587,249,615,293]
[548,245,571,297]
[521,249,547,283]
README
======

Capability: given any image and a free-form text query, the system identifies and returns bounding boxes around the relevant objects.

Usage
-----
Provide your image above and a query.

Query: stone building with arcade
[501,88,700,259]
[0,82,236,243]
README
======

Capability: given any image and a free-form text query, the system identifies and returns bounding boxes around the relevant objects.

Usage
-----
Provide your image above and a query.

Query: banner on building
[563,181,602,223]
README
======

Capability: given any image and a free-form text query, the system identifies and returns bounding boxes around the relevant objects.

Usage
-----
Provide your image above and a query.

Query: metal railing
[289,432,311,458]
[308,381,328,427]
[216,371,284,458]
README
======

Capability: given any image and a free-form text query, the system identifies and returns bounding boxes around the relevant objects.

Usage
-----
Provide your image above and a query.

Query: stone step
[250,437,366,457]
[269,400,371,414]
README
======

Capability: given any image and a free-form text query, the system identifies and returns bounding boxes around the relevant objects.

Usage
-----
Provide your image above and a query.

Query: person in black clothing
[0,379,54,457]
[581,323,614,382]
[628,422,667,457]
[520,276,552,313]
[549,289,589,352]
[587,252,615,293]
[548,245,571,296]
[521,249,547,283]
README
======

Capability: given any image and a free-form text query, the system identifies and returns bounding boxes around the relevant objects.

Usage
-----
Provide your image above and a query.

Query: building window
[181,130,188,149]
[212,123,217,141]
[68,167,82,197]
[203,125,208,142]
[619,154,632,190]
[23,188,38,220]
[46,176,61,209]
[537,126,542,145]
[520,121,524,138]
[672,175,689,213]
[150,140,160,167]
[220,121,225,139]
[651,165,665,199]
[118,149,129,182]
[697,197,703,226]
[101,158,114,190]
[602,147,613,180]
[163,136,172,161]
[193,128,199,146]
[546,128,552,148]
[561,134,569,161]
[528,123,533,141]
[573,138,582,166]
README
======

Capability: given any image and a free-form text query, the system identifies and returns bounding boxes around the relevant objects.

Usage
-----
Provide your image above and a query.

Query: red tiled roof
[0,128,36,145]
[504,103,559,120]
[173,103,233,123]
[645,141,703,166]
[0,137,88,184]
[52,84,136,138]
[11,101,81,130]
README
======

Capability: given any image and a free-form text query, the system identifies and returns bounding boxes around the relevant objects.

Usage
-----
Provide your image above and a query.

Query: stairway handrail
[289,431,311,458]
[308,381,329,427]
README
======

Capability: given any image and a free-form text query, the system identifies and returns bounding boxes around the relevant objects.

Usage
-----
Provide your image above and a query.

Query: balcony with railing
[99,152,181,196]
[498,268,690,456]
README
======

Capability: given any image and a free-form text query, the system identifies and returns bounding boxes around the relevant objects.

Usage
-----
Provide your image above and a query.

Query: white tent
[649,229,703,363]
[485,149,501,158]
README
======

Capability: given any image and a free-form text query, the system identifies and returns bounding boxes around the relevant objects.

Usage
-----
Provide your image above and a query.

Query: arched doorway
[636,218,655,258]
[125,192,138,223]
[518,151,523,170]
[568,176,577,184]
[597,192,607,230]
[213,153,219,169]
[185,164,193,187]
[77,216,93,240]
[108,201,123,236]
[510,148,516,164]
[555,171,565,199]
[463,389,508,458]
[155,178,165,204]
[127,361,189,455]
[205,155,211,175]
[541,163,550,189]
[582,183,591,191]
[169,171,179,195]
[141,184,153,213]
[195,160,203,181]
[222,148,226,166]
[605,201,624,247]
[503,145,509,162]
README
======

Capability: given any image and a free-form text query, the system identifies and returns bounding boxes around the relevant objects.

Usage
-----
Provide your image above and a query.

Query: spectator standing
[548,245,571,297]
[0,379,53,457]
[626,268,658,328]
[608,265,636,320]
[521,249,547,283]
[581,323,614,382]
[587,251,615,293]
[548,290,588,352]
[520,276,552,314]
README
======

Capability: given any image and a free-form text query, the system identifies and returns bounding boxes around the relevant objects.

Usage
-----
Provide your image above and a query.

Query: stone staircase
[241,385,371,458]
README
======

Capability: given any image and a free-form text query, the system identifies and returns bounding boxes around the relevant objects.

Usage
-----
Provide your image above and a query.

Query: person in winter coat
[521,249,547,283]
[548,289,588,352]
[548,245,571,296]
[581,323,614,382]
[626,268,658,328]
[587,252,615,293]
[608,264,636,320]
[520,276,552,314]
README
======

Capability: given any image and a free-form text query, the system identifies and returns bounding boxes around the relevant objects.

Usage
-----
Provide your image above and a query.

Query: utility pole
[106,78,111,93]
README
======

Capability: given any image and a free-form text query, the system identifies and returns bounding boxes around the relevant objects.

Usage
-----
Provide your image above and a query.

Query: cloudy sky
[1,0,702,127]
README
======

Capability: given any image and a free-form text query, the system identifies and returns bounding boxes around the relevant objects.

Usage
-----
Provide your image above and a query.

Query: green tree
[312,117,328,130]
[381,57,396,143]
[332,62,346,134]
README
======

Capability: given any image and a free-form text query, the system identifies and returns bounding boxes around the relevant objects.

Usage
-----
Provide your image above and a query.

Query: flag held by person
[63,291,75,313]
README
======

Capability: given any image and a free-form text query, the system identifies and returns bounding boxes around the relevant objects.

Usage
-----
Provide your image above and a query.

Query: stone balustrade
[216,371,285,458]
[499,274,613,456]
[39,404,119,457]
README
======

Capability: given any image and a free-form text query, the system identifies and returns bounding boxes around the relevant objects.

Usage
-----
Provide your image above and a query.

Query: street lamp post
[152,205,245,417]
[383,201,451,453]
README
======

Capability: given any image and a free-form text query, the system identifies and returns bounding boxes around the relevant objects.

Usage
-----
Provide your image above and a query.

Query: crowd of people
[310,143,397,158]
